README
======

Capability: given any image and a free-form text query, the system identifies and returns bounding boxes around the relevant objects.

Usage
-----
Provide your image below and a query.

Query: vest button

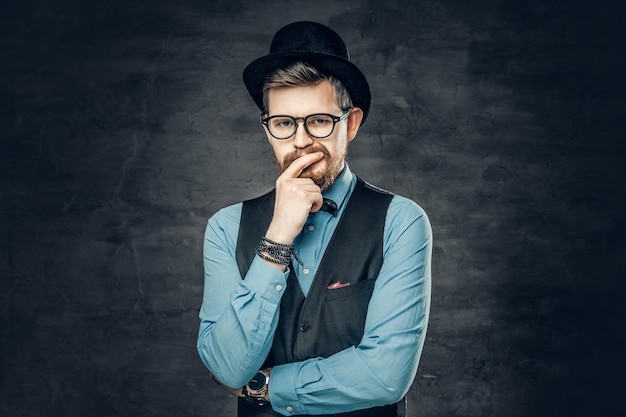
[299,322,310,332]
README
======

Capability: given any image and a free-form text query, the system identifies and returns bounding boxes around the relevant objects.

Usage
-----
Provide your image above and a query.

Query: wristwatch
[243,368,271,406]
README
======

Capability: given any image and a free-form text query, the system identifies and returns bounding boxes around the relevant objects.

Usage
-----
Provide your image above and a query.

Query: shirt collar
[322,162,355,212]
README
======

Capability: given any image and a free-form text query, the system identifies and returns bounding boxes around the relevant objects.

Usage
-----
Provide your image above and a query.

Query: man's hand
[210,373,244,398]
[265,151,324,246]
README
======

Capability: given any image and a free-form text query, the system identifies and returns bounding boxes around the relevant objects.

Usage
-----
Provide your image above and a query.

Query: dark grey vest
[235,178,403,417]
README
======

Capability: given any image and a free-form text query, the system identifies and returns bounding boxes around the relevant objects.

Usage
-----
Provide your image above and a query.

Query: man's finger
[282,152,324,178]
[309,193,324,213]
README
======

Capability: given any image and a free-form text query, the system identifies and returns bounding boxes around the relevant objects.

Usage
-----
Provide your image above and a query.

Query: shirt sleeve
[268,196,432,416]
[197,203,289,389]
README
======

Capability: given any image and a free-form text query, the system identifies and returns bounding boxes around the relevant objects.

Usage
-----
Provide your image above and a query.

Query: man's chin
[304,168,336,191]
[299,160,326,179]
[278,153,338,191]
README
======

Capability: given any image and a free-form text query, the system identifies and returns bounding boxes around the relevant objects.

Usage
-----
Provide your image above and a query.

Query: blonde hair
[262,62,353,113]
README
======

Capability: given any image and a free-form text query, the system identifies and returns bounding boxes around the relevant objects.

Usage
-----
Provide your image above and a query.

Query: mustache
[282,144,331,171]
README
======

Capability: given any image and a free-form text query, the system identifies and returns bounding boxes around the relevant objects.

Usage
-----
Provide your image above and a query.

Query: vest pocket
[319,279,377,352]
[324,278,376,301]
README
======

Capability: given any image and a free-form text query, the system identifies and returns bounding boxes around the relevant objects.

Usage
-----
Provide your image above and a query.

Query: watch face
[248,372,266,391]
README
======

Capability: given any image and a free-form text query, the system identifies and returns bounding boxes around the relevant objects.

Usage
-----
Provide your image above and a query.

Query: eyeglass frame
[260,108,352,140]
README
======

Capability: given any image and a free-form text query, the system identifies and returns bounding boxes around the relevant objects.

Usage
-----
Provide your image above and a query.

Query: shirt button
[299,322,310,332]
[275,284,283,292]
[286,406,293,413]
[308,225,315,231]
[303,268,310,275]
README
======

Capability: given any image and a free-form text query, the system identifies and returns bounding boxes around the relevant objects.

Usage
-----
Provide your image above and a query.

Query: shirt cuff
[268,362,301,416]
[243,255,289,303]
[269,359,326,415]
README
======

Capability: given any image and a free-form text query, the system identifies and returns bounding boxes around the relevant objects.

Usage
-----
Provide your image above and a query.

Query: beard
[277,143,346,192]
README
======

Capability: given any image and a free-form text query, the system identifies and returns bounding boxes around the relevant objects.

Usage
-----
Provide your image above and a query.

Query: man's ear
[346,107,364,142]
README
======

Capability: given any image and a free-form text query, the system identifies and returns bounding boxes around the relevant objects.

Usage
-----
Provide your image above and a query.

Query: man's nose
[293,120,314,148]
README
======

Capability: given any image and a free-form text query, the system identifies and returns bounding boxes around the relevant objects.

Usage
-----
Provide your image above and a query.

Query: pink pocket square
[327,281,351,290]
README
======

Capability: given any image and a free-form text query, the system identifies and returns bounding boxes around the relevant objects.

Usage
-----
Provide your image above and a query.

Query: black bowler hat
[243,21,371,124]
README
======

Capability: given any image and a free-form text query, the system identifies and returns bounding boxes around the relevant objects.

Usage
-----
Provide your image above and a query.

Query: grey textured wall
[2,1,624,416]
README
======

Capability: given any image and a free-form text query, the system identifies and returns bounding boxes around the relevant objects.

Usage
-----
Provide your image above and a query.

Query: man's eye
[272,119,293,128]
[311,117,330,125]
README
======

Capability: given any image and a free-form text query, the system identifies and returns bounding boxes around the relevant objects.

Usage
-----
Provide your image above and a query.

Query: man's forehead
[266,80,340,115]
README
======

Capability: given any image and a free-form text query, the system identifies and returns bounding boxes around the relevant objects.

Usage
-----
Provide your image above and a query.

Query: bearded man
[197,21,432,417]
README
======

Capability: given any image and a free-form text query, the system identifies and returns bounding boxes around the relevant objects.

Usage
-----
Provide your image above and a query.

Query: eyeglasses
[261,109,351,140]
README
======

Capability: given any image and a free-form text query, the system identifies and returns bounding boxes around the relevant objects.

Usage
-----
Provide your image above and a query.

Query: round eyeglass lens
[267,117,295,138]
[305,115,334,138]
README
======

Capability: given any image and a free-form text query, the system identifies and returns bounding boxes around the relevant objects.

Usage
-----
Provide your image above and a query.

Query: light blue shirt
[197,165,432,416]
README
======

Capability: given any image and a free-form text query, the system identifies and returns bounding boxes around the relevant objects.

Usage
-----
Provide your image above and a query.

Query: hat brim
[243,52,371,124]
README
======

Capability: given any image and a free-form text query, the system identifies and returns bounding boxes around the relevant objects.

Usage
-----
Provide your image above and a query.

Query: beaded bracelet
[255,244,290,266]
[255,236,304,267]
